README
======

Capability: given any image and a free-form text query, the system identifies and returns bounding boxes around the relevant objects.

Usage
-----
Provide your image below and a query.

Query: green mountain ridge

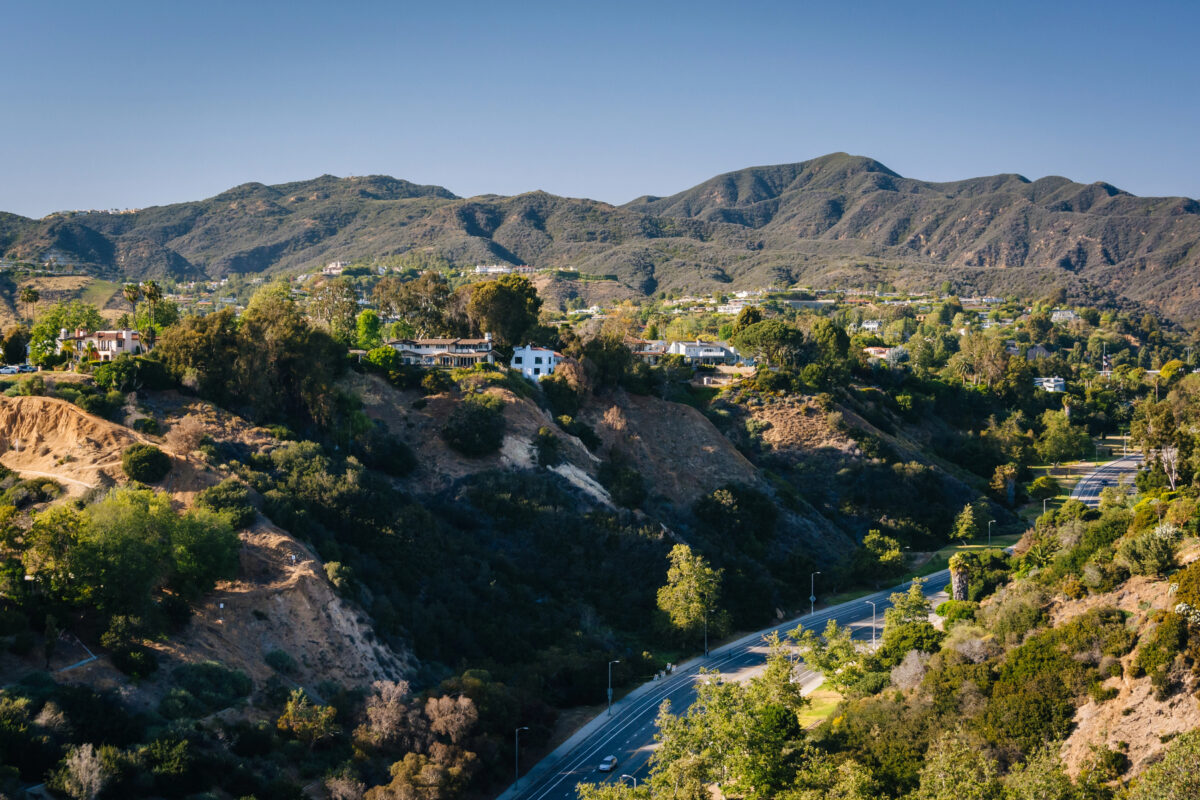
[5,153,1200,321]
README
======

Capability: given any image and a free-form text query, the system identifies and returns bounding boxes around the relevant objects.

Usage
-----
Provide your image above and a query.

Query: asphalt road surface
[1068,452,1142,508]
[503,569,951,800]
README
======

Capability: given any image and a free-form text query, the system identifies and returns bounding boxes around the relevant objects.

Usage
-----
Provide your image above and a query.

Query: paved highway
[501,569,950,800]
[1069,452,1142,507]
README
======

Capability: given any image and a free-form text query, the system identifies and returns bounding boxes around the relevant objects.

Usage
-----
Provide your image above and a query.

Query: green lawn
[918,532,1023,575]
[80,279,121,309]
[797,681,843,729]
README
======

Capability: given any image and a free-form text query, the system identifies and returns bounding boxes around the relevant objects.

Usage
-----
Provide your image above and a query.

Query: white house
[1034,376,1066,392]
[387,334,495,367]
[1050,309,1078,324]
[666,340,744,366]
[510,345,562,380]
[56,328,143,361]
[322,261,347,276]
[860,319,883,333]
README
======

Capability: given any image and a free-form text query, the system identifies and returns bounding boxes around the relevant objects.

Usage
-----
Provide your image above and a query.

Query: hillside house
[627,338,668,365]
[1034,376,1066,392]
[387,334,495,367]
[56,329,143,361]
[666,340,744,366]
[510,345,563,380]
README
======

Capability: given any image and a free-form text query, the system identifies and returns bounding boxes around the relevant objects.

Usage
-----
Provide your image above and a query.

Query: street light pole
[607,660,620,715]
[620,774,638,787]
[987,519,995,547]
[1043,498,1048,515]
[865,600,877,647]
[810,571,821,616]
[514,726,529,787]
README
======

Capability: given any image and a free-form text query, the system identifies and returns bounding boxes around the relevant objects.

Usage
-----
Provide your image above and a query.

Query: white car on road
[598,755,618,772]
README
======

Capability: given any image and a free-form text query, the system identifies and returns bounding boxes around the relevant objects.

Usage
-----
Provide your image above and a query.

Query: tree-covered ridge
[4,153,1200,321]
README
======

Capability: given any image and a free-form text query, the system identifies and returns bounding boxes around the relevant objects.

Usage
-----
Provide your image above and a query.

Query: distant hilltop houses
[474,264,535,275]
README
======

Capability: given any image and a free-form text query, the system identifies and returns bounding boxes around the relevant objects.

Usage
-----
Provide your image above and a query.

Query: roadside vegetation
[2,267,1199,798]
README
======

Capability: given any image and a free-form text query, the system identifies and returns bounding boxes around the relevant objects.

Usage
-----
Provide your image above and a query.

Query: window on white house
[514,357,523,364]
[534,368,540,375]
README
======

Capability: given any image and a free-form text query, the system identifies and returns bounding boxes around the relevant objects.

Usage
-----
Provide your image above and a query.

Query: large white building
[387,334,495,367]
[666,340,745,366]
[56,329,143,361]
[510,345,562,380]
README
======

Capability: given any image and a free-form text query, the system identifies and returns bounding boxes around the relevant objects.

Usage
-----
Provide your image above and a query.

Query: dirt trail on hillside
[0,395,143,493]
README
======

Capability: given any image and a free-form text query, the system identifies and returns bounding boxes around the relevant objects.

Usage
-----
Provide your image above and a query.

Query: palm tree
[18,286,39,319]
[139,280,162,349]
[122,283,141,320]
[84,342,99,363]
[59,340,75,364]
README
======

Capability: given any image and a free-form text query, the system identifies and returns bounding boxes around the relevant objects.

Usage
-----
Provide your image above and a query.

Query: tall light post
[620,774,638,787]
[607,660,620,715]
[865,600,877,647]
[810,571,821,616]
[987,519,995,547]
[514,726,529,787]
[1043,498,1048,515]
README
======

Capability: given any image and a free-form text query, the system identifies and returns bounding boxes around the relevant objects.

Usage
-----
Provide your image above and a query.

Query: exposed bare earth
[1051,573,1200,778]
[0,392,411,700]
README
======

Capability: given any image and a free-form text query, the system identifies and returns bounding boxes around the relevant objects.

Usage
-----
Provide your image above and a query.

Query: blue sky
[2,0,1197,217]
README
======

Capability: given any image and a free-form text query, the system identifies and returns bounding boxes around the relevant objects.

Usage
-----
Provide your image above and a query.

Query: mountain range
[4,153,1200,321]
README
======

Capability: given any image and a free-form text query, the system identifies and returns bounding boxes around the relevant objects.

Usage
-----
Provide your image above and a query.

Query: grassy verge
[798,681,842,729]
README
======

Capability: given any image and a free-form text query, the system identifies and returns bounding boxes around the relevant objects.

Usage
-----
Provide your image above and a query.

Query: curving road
[1068,452,1142,508]
[500,570,951,800]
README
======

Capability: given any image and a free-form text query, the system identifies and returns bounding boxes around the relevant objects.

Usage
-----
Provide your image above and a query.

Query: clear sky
[2,0,1197,217]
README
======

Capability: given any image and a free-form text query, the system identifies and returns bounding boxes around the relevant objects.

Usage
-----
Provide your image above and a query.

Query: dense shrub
[351,423,416,477]
[195,478,257,527]
[534,426,560,467]
[1028,475,1060,500]
[555,414,600,450]
[121,443,172,483]
[159,661,252,719]
[2,478,61,509]
[420,369,455,395]
[935,600,979,626]
[265,648,298,675]
[441,395,506,456]
[1132,612,1188,700]
[598,459,647,509]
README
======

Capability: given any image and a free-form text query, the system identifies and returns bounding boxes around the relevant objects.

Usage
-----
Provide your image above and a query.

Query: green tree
[1037,410,1090,465]
[307,277,359,343]
[952,502,984,542]
[373,271,453,338]
[731,306,764,336]
[466,274,542,345]
[122,283,141,317]
[28,300,104,365]
[656,544,724,653]
[140,281,163,348]
[731,320,805,368]
[356,309,383,350]
[913,729,1001,800]
[791,619,873,693]
[1,325,30,365]
[1127,729,1200,799]
[153,308,240,401]
[276,689,339,750]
